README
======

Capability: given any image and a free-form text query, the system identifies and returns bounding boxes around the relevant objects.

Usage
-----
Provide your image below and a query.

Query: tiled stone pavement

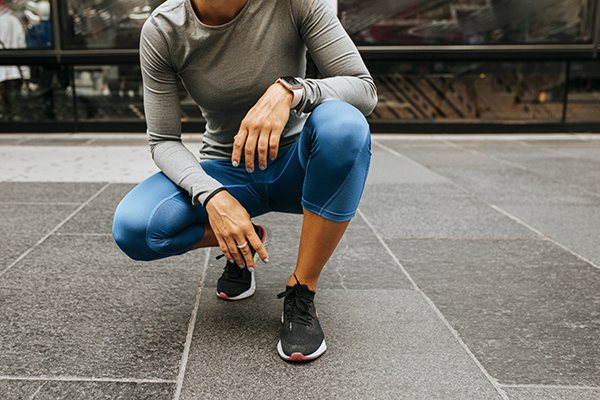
[1,133,599,399]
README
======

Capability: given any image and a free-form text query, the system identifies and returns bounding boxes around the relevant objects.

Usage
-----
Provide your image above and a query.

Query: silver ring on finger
[237,241,248,249]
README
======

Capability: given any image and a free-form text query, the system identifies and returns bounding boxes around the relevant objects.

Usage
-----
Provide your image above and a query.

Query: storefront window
[567,62,600,121]
[0,0,53,51]
[61,0,162,49]
[368,61,566,121]
[341,0,596,46]
[0,64,73,122]
[72,65,202,122]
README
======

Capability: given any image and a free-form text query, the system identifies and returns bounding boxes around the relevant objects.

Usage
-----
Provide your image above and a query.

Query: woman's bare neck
[190,0,248,26]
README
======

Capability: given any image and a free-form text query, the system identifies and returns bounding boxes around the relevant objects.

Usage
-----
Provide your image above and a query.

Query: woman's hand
[232,82,293,172]
[205,190,269,269]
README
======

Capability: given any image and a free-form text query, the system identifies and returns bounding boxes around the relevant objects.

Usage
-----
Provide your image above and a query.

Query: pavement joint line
[173,247,211,400]
[489,204,600,270]
[0,376,175,384]
[356,208,510,400]
[499,384,600,390]
[442,139,600,199]
[373,139,600,271]
[0,183,111,279]
[27,381,46,400]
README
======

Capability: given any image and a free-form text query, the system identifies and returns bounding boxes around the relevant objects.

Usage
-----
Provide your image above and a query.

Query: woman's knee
[112,202,154,261]
[306,101,371,168]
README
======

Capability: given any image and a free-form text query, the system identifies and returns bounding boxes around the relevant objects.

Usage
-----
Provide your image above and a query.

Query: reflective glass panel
[0,64,73,122]
[567,62,600,121]
[73,64,203,122]
[61,0,163,49]
[341,0,596,45]
[368,61,566,121]
[1,0,53,50]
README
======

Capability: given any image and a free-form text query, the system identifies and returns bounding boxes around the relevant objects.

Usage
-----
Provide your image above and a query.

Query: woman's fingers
[231,129,248,168]
[232,82,292,171]
[205,191,270,270]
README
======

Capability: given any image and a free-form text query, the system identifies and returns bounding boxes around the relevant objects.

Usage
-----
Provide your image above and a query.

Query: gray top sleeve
[292,0,378,116]
[140,21,224,206]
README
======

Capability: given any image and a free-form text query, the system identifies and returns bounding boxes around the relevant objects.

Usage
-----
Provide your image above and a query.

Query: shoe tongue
[287,284,314,300]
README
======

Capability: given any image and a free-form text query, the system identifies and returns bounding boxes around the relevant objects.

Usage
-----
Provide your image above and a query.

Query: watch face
[281,76,303,89]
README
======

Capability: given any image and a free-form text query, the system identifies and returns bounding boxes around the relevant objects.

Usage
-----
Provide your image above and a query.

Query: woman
[112,0,377,362]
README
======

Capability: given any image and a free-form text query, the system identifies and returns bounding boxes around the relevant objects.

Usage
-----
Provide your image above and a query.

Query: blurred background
[0,0,599,133]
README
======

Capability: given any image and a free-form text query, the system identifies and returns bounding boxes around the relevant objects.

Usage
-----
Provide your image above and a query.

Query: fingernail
[246,167,253,173]
[232,161,238,167]
[249,267,255,272]
[228,259,234,263]
[270,156,275,161]
[263,258,269,263]
[238,264,244,269]
[259,165,265,171]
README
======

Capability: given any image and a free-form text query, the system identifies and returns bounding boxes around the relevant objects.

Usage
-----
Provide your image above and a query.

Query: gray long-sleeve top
[140,0,377,206]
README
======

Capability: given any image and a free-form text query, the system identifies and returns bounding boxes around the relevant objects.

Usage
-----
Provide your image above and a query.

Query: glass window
[72,64,202,122]
[340,0,596,46]
[61,0,163,49]
[367,61,566,122]
[567,62,600,121]
[0,0,53,51]
[1,64,73,122]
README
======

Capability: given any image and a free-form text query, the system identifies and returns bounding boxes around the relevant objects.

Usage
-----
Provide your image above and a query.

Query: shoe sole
[216,224,268,301]
[277,339,327,362]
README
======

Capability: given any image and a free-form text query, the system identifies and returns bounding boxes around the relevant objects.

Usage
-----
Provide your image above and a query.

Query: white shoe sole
[277,339,327,362]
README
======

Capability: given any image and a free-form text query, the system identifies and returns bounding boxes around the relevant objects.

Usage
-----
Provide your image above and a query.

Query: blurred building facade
[0,0,599,133]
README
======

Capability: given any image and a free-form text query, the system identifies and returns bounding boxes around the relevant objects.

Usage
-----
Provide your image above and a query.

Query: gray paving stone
[0,137,21,145]
[34,381,174,400]
[390,144,596,206]
[58,183,135,234]
[445,139,530,149]
[388,239,600,386]
[180,289,503,400]
[0,182,105,203]
[19,138,92,146]
[90,137,150,146]
[385,144,600,265]
[367,145,447,186]
[0,235,202,379]
[372,138,449,147]
[360,183,539,240]
[451,145,600,194]
[0,380,42,400]
[0,204,78,270]
[544,146,600,163]
[500,202,600,266]
[504,387,600,400]
[205,212,414,290]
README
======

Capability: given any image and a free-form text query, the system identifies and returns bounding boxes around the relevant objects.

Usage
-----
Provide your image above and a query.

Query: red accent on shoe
[289,353,309,361]
[256,224,266,242]
[218,292,231,300]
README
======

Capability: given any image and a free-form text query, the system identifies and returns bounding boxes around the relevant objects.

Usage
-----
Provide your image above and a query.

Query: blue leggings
[112,101,371,261]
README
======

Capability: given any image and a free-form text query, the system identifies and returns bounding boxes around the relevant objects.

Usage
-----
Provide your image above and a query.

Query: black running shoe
[277,276,326,361]
[216,224,267,301]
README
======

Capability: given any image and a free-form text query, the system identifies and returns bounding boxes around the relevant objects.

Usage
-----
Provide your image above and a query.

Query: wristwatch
[276,76,303,109]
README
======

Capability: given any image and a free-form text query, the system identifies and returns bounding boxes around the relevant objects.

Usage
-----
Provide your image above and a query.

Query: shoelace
[277,276,314,327]
[222,261,243,279]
